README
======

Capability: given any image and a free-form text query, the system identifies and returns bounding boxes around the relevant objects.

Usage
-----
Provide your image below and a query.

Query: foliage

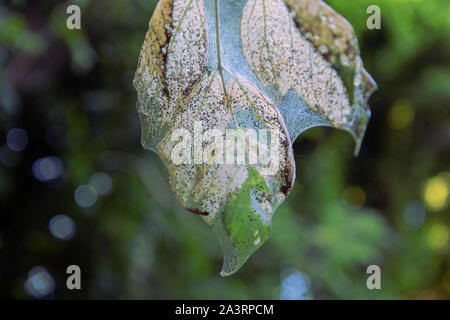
[0,0,449,299]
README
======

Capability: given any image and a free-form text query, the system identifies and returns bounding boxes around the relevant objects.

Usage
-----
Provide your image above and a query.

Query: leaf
[133,0,377,276]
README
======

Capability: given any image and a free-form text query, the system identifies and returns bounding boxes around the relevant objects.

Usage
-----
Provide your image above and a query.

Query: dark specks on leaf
[187,207,209,216]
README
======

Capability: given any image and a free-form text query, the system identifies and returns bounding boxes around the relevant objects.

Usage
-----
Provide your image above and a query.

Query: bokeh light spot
[403,200,426,229]
[32,156,64,182]
[74,184,98,208]
[423,175,449,211]
[7,128,28,151]
[280,271,311,300]
[388,100,415,130]
[89,172,112,195]
[427,223,449,250]
[342,185,366,207]
[49,215,76,240]
[24,266,55,299]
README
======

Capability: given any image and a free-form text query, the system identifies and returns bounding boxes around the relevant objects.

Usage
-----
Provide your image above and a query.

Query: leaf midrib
[215,0,238,128]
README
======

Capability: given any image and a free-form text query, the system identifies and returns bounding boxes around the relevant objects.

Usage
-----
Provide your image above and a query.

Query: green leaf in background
[133,0,376,276]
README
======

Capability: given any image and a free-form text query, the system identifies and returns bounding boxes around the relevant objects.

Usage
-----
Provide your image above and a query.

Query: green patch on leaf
[221,165,271,276]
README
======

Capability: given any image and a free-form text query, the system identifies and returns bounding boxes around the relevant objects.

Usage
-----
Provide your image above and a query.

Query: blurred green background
[0,0,449,299]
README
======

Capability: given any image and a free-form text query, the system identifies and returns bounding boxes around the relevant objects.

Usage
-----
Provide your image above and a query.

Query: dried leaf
[134,0,377,276]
